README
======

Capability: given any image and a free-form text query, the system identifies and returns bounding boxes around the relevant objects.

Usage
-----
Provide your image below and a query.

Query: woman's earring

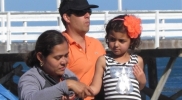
[40,62,44,67]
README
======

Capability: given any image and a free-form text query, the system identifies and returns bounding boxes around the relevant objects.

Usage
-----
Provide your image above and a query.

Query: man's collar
[62,31,92,46]
[62,31,76,45]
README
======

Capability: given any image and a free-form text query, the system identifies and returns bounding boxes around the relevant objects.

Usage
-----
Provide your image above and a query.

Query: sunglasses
[70,8,92,16]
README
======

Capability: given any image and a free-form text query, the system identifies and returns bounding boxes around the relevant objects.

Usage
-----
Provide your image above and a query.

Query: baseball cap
[59,0,99,15]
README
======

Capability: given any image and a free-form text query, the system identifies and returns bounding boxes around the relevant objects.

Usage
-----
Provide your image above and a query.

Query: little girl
[89,15,146,100]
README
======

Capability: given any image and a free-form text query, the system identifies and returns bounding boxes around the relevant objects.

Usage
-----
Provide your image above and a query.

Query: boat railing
[0,10,182,52]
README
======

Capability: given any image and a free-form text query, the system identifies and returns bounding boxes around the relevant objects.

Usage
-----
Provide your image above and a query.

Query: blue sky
[3,0,182,11]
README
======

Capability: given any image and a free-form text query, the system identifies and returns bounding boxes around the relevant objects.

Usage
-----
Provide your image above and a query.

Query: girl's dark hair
[26,30,67,67]
[105,15,141,50]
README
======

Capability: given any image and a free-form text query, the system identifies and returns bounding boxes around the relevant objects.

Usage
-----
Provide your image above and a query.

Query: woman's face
[41,41,69,80]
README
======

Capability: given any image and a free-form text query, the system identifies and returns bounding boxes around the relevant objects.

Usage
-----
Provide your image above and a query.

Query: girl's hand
[133,64,146,88]
[61,94,75,100]
[61,96,68,100]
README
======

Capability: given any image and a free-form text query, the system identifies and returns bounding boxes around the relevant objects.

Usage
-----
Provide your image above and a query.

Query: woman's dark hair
[26,30,67,67]
[105,15,141,50]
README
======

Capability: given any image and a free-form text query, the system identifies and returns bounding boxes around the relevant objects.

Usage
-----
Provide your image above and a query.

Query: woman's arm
[133,55,146,90]
[89,56,106,96]
[18,72,89,100]
[18,74,70,100]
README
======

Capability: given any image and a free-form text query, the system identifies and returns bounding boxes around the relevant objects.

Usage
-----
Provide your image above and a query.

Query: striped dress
[103,55,141,100]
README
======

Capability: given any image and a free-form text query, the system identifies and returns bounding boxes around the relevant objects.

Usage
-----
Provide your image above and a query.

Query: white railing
[0,10,182,52]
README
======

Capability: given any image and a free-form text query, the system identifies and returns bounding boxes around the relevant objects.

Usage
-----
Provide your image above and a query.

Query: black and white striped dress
[103,55,141,100]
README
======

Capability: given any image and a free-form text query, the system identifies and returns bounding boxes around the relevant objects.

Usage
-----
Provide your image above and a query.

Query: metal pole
[23,21,27,43]
[155,10,159,48]
[118,0,122,11]
[0,0,5,12]
[0,0,5,43]
[57,0,61,10]
[7,12,11,52]
[56,0,65,31]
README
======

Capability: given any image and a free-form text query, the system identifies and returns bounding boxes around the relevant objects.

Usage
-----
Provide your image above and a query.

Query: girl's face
[41,41,69,81]
[108,31,131,56]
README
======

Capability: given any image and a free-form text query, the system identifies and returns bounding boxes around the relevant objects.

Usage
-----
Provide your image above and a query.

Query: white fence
[0,10,182,52]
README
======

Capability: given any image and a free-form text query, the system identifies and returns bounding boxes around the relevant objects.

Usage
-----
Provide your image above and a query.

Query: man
[59,0,106,100]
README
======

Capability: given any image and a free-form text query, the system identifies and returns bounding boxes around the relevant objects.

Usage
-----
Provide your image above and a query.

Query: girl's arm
[89,56,106,96]
[133,56,146,90]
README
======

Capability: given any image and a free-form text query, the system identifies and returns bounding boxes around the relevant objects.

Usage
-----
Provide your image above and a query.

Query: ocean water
[144,57,182,100]
[12,57,182,100]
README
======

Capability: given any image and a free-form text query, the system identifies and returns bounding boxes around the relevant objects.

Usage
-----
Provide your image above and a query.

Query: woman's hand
[66,80,93,99]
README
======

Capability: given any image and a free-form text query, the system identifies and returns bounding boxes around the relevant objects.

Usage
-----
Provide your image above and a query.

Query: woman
[18,30,92,100]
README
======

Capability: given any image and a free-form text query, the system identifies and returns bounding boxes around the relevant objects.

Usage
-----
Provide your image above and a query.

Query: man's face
[66,8,92,35]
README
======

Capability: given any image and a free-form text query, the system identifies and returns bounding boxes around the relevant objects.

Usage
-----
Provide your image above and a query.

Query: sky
[1,0,182,31]
[3,0,182,11]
